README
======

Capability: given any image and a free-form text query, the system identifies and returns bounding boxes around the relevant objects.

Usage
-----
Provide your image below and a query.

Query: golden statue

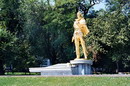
[72,11,90,59]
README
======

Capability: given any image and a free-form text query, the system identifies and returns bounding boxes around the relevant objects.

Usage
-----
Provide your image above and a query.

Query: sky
[93,2,106,10]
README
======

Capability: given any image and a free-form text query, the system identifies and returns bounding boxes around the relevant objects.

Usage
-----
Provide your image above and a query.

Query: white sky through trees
[93,2,106,10]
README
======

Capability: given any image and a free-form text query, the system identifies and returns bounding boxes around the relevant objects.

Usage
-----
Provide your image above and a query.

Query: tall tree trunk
[50,48,57,65]
[0,60,5,75]
[116,61,119,73]
[51,56,56,65]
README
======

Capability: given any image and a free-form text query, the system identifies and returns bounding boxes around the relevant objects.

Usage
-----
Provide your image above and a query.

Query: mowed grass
[0,76,130,86]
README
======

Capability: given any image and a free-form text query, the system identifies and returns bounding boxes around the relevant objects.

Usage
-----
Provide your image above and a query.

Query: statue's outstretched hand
[72,37,74,42]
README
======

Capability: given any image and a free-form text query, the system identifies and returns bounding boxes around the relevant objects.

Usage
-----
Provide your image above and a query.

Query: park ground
[0,75,130,86]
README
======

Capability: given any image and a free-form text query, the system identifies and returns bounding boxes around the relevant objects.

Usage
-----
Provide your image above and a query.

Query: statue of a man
[72,11,90,59]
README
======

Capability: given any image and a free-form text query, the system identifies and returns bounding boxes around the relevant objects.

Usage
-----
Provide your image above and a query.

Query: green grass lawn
[0,76,130,86]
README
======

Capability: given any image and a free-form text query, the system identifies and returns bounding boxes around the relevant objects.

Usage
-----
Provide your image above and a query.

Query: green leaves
[0,28,16,50]
[85,0,130,71]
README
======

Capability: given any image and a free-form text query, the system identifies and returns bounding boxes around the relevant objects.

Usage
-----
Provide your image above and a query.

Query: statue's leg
[75,37,80,59]
[80,37,88,59]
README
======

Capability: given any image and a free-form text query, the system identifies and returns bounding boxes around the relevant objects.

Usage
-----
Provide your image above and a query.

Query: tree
[0,28,16,74]
[1,0,23,35]
[0,0,38,74]
[85,0,130,72]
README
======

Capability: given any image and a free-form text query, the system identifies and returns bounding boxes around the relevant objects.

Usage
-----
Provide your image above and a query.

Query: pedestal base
[70,59,93,75]
[29,60,93,76]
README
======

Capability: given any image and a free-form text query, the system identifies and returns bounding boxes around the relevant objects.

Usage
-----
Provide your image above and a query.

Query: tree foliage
[0,28,16,74]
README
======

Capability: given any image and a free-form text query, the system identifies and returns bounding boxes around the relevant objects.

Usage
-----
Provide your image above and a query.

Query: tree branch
[78,0,101,16]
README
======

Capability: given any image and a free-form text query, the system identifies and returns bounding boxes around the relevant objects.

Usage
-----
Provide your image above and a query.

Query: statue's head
[77,11,83,18]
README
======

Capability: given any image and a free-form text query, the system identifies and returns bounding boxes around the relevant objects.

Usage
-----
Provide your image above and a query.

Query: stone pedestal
[29,64,72,76]
[70,59,93,75]
[29,60,93,76]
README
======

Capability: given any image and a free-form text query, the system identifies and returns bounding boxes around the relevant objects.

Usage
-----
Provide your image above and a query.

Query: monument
[29,11,93,75]
[72,11,89,59]
[70,11,93,75]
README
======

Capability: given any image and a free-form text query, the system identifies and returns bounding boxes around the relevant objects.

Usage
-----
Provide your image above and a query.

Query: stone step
[29,63,72,75]
[29,63,71,72]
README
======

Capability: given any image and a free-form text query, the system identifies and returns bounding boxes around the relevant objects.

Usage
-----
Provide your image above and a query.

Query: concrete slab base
[29,60,93,75]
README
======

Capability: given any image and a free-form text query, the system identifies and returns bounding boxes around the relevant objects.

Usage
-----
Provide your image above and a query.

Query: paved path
[0,74,130,77]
